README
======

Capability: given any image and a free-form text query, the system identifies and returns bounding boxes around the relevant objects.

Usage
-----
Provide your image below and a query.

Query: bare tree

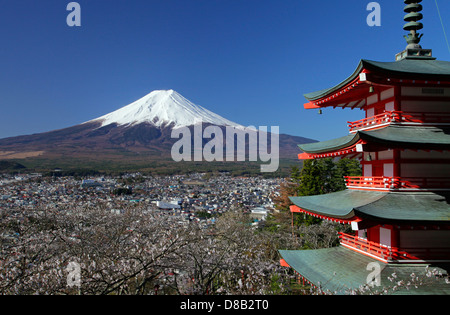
[297,221,342,250]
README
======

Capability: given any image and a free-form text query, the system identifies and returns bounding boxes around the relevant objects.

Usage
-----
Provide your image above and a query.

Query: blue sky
[1,0,449,141]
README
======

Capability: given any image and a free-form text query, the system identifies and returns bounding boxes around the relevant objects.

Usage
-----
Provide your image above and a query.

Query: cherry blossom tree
[0,205,294,295]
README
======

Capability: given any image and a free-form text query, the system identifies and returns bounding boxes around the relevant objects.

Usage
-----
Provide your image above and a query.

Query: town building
[279,1,450,294]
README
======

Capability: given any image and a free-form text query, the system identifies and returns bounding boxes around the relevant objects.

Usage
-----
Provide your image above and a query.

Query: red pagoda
[279,0,450,294]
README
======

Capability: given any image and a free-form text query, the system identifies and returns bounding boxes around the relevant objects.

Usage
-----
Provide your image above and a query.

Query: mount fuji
[0,90,315,172]
[88,89,243,130]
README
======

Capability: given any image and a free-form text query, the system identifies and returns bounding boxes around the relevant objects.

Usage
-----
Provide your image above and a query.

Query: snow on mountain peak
[90,89,243,129]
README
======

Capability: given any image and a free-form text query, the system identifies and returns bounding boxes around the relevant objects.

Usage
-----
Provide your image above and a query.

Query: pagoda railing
[344,176,450,191]
[339,232,450,262]
[339,232,392,262]
[348,111,450,132]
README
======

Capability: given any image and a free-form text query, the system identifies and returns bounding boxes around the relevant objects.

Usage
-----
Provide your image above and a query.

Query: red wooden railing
[348,111,450,132]
[339,232,450,262]
[344,176,450,190]
[339,232,392,261]
[348,112,393,132]
[344,176,396,189]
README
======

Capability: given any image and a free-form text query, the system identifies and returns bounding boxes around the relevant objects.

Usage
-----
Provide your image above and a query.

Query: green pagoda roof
[298,134,357,154]
[363,59,450,78]
[298,125,450,154]
[279,246,450,295]
[304,58,450,101]
[289,190,450,223]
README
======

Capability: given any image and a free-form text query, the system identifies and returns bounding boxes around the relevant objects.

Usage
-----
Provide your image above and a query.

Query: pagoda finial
[403,0,423,48]
[396,0,434,61]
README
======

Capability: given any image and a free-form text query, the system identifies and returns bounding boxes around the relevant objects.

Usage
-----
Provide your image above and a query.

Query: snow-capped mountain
[0,89,316,171]
[88,89,243,129]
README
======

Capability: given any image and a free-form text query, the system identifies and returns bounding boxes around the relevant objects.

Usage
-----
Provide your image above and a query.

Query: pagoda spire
[403,0,423,48]
[395,0,433,61]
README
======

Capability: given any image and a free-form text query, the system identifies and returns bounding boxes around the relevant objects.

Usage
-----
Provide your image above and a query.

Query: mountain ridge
[0,90,315,173]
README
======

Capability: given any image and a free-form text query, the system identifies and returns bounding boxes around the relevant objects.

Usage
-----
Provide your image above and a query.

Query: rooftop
[279,246,450,295]
[303,59,450,109]
[289,189,450,223]
[298,125,450,155]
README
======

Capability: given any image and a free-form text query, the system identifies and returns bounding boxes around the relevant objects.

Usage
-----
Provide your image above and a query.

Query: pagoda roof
[303,58,450,109]
[298,125,450,155]
[289,190,450,223]
[279,246,450,294]
[304,58,450,101]
[363,58,450,79]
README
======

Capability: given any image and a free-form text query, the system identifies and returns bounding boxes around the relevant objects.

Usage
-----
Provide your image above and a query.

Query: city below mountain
[0,90,315,174]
